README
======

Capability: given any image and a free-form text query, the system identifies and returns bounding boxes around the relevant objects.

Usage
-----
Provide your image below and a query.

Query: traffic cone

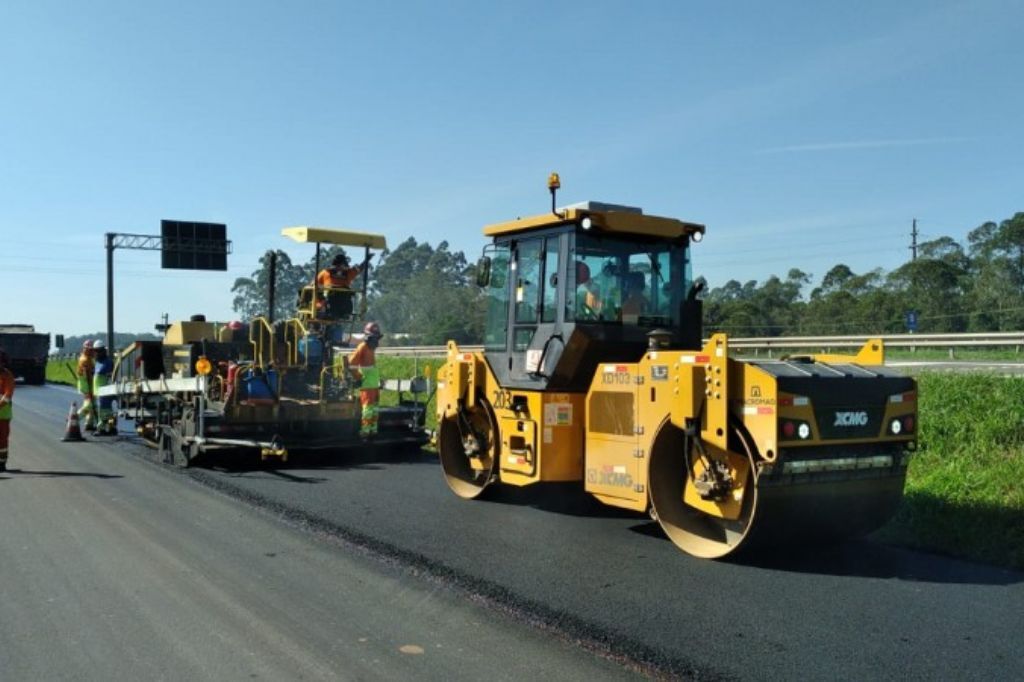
[61,402,86,442]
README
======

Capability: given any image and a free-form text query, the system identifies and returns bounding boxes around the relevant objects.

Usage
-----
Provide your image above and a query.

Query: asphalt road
[0,384,640,681]
[9,384,1024,680]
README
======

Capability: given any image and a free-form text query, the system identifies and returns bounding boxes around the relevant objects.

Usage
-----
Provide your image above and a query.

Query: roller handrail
[249,316,275,369]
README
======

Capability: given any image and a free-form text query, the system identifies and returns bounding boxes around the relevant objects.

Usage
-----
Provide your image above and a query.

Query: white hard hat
[93,340,106,350]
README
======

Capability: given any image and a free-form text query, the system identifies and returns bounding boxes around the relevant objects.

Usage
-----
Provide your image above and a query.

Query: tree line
[230,238,484,345]
[229,211,1024,343]
[704,212,1024,336]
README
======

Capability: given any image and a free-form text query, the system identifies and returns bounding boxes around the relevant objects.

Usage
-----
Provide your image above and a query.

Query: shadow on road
[481,482,641,519]
[0,469,123,479]
[729,539,1022,586]
[621,518,1022,586]
[199,443,436,479]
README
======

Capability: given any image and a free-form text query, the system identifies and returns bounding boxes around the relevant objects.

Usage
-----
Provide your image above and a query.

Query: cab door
[584,363,644,509]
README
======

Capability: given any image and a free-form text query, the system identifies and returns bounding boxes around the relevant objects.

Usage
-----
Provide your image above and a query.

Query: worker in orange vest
[314,253,372,318]
[0,349,15,471]
[348,321,383,437]
[316,253,363,289]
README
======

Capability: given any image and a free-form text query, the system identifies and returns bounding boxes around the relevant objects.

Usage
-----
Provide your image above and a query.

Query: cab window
[483,245,511,351]
[514,239,542,324]
[572,233,691,328]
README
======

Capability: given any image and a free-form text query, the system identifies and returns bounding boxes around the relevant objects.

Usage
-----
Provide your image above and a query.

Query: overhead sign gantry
[105,221,231,349]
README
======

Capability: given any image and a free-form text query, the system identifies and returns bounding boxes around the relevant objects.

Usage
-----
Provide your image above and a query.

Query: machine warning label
[601,365,631,385]
[544,403,573,426]
[651,365,669,381]
[543,426,553,444]
[586,465,633,487]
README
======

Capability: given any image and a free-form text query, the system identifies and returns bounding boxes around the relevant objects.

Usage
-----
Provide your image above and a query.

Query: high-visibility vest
[0,368,13,420]
[77,354,95,394]
[349,342,380,389]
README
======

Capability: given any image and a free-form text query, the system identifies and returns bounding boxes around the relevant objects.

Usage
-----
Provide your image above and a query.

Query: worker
[76,339,97,431]
[348,321,383,437]
[218,320,246,343]
[317,253,363,289]
[314,253,371,318]
[93,340,115,436]
[0,349,14,472]
[620,272,650,320]
[575,261,603,320]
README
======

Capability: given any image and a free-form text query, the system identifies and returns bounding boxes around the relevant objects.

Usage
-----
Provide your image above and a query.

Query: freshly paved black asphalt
[24,384,1024,680]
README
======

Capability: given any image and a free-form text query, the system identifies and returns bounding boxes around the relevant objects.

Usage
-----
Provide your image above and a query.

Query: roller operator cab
[436,175,918,559]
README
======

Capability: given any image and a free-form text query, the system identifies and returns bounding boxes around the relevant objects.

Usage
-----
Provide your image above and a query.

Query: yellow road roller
[435,175,917,558]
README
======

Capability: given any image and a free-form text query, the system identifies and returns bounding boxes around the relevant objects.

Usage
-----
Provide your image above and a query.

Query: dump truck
[435,175,917,558]
[99,227,429,465]
[0,324,50,385]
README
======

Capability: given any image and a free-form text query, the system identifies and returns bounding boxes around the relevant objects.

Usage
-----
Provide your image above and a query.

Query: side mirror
[686,280,706,302]
[55,334,65,349]
[476,256,492,287]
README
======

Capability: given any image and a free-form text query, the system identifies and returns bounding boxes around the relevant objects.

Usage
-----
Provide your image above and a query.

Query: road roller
[435,175,917,558]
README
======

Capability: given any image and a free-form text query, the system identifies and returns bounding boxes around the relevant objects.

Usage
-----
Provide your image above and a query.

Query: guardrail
[376,332,1024,358]
[48,332,1024,361]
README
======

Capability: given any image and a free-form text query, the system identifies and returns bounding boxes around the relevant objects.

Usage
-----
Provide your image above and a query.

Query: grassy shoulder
[874,372,1024,570]
[47,359,78,386]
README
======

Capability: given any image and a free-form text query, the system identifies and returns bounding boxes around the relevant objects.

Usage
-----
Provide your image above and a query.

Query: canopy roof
[281,226,387,249]
[483,206,704,240]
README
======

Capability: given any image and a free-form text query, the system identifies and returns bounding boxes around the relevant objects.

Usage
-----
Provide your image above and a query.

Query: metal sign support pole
[106,233,115,350]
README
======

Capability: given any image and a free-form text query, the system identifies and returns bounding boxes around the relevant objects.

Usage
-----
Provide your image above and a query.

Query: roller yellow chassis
[437,334,916,529]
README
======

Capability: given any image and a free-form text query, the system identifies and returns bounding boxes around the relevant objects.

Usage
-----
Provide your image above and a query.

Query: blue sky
[1,0,1021,338]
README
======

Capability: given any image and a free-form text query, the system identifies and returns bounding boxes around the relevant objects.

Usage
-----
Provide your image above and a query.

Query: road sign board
[160,220,228,270]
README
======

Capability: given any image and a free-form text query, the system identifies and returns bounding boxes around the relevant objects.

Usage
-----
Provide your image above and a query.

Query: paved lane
[0,384,640,681]
[14,384,1024,680]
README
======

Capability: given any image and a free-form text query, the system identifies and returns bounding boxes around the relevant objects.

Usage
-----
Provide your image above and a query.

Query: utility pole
[910,219,919,261]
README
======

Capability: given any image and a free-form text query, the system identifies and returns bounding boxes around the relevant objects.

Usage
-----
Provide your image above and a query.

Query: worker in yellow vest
[76,339,97,431]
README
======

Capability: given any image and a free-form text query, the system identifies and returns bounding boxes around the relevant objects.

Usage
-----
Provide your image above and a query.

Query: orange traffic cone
[61,402,86,442]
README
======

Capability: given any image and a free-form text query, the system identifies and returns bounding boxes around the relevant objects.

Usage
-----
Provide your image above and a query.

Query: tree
[366,238,484,344]
[886,237,970,333]
[231,246,360,322]
[232,250,302,322]
[966,214,1024,330]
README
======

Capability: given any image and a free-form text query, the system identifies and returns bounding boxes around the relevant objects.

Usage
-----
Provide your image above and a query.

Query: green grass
[47,359,78,386]
[874,373,1024,569]
[886,347,1024,362]
[376,356,440,431]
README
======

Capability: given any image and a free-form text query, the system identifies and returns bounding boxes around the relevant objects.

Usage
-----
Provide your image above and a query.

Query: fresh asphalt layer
[15,384,1024,680]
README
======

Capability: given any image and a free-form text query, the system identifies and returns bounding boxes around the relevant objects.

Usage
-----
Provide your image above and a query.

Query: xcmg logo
[833,411,869,427]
